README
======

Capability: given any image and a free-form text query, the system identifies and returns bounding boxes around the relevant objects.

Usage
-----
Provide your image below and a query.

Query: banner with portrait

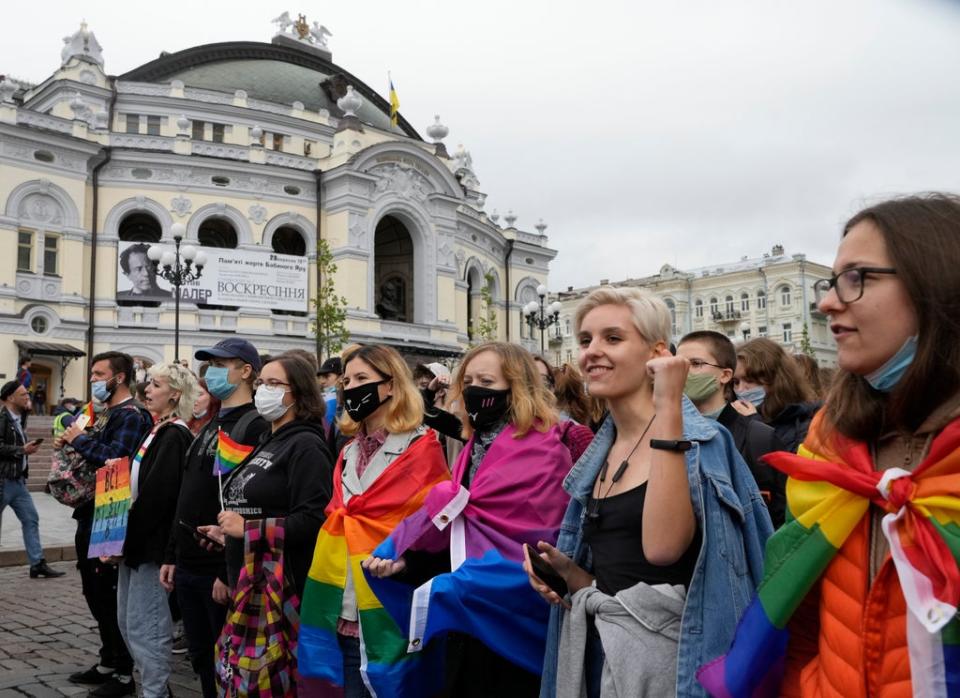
[115,241,309,312]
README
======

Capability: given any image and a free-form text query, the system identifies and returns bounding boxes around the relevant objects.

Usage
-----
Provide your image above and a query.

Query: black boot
[29,559,66,578]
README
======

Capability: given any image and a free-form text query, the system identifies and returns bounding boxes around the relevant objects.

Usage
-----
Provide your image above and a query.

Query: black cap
[317,356,342,376]
[195,339,262,372]
[0,381,22,401]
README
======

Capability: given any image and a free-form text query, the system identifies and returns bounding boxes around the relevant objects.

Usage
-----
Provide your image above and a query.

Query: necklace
[587,413,656,520]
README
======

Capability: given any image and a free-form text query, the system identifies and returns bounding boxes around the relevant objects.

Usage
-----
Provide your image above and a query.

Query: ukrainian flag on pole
[389,73,400,127]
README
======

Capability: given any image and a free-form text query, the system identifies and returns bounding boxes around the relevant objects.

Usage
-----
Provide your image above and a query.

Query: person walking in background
[0,381,64,578]
[16,358,31,430]
[116,363,197,698]
[699,195,960,696]
[57,351,152,698]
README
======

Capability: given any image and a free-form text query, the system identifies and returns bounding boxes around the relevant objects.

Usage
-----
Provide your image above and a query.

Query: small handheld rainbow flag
[213,429,254,476]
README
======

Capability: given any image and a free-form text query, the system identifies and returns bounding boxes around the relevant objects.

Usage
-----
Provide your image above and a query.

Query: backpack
[47,402,149,508]
[215,517,300,697]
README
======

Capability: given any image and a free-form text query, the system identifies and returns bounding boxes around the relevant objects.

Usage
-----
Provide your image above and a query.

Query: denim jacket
[539,398,773,698]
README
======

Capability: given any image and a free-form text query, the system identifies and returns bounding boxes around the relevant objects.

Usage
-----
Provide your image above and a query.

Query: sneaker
[88,675,135,697]
[171,633,189,655]
[69,664,113,685]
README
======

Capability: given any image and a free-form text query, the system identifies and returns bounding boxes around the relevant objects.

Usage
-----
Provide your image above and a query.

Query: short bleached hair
[147,362,199,422]
[574,286,671,345]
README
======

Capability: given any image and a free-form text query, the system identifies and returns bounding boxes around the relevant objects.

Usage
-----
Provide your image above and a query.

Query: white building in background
[550,245,837,367]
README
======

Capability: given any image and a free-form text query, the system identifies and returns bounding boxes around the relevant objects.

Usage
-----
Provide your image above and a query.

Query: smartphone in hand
[178,520,224,551]
[524,543,568,597]
[29,438,44,446]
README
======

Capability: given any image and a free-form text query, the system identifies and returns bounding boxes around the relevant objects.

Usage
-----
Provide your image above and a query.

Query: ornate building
[0,18,556,405]
[551,245,837,366]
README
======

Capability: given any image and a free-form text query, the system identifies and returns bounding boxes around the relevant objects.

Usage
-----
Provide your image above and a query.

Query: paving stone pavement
[0,561,202,697]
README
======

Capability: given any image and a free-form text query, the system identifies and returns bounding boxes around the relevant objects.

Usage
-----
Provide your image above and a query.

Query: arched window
[694,299,703,318]
[271,226,306,257]
[374,215,414,323]
[725,295,734,315]
[740,292,750,312]
[118,213,161,243]
[779,285,791,307]
[709,297,718,315]
[757,289,766,309]
[665,298,677,336]
[198,217,238,248]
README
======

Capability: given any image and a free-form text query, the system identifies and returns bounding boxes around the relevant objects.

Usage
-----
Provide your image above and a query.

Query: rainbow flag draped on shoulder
[366,424,572,680]
[697,413,960,697]
[298,429,449,697]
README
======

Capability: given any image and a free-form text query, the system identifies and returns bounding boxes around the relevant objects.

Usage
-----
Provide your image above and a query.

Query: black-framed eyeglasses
[688,358,724,370]
[813,267,897,305]
[253,379,290,390]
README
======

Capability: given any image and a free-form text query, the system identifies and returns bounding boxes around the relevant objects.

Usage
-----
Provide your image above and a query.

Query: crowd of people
[0,193,957,697]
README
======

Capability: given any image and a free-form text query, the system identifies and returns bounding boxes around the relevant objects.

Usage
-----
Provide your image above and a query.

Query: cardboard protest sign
[87,457,132,559]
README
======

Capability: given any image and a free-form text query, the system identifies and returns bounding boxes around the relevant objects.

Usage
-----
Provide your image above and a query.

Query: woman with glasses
[699,195,960,697]
[207,354,334,596]
[732,337,818,453]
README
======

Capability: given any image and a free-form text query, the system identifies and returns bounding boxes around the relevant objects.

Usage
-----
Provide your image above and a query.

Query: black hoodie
[222,418,334,595]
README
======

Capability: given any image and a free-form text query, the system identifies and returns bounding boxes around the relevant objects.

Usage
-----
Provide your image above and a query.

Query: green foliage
[799,322,815,358]
[469,270,499,346]
[311,238,350,359]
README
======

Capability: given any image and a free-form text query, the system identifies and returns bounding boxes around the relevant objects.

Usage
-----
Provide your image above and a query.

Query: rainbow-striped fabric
[298,431,449,697]
[698,413,960,697]
[213,429,254,476]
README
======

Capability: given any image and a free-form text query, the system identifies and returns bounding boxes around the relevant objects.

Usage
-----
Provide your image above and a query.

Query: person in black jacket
[57,351,153,697]
[202,353,334,597]
[678,332,788,527]
[733,337,821,454]
[114,362,197,698]
[162,339,266,698]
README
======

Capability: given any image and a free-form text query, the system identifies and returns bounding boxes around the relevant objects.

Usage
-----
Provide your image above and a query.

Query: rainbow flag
[298,431,450,697]
[389,75,400,127]
[213,429,254,476]
[697,413,960,697]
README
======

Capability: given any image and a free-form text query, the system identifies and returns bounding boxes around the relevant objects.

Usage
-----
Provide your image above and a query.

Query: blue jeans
[1,478,42,565]
[338,632,372,698]
[117,562,173,698]
[175,568,227,698]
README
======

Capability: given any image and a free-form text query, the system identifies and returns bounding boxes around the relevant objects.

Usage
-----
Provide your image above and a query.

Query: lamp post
[523,284,562,355]
[147,223,207,362]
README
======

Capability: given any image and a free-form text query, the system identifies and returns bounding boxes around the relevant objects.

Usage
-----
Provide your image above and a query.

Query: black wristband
[649,439,693,452]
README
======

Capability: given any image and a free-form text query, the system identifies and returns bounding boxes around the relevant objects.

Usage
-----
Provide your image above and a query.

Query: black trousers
[442,632,540,698]
[74,510,134,674]
[175,567,227,698]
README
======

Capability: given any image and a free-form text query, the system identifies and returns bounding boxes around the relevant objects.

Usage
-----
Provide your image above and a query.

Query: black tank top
[582,482,701,596]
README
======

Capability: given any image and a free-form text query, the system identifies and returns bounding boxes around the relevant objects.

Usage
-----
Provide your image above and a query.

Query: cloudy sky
[4,0,960,289]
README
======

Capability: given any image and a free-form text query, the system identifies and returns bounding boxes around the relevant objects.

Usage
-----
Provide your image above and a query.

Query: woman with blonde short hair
[116,362,198,698]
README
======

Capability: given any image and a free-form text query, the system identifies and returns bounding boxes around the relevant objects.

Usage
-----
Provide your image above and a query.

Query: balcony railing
[711,310,742,324]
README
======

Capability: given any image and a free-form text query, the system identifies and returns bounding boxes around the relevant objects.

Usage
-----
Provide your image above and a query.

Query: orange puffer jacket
[782,517,912,698]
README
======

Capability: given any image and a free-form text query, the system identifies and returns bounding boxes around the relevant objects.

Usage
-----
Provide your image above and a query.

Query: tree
[311,237,350,360]
[799,321,815,358]
[469,270,499,345]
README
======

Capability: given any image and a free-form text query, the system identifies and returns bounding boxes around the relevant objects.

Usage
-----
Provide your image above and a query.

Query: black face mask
[342,380,390,423]
[462,386,511,430]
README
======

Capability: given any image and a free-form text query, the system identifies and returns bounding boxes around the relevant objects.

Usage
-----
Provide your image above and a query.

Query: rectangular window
[272,133,285,151]
[17,231,33,272]
[43,235,59,276]
[783,323,793,343]
[212,123,225,143]
[125,114,140,134]
[742,329,751,341]
[192,120,205,140]
[758,325,767,337]
[741,296,750,312]
[146,115,161,136]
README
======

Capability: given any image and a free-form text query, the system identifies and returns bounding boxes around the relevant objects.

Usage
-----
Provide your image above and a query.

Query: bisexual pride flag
[697,413,960,697]
[213,429,254,476]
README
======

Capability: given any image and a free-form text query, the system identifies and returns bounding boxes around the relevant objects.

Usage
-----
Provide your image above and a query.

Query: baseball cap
[317,356,342,376]
[195,339,262,372]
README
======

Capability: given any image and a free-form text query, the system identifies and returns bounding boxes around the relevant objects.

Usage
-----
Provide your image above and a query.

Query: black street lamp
[147,223,207,361]
[523,284,562,355]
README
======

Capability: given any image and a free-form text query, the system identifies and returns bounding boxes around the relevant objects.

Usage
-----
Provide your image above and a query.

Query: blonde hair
[452,342,557,440]
[338,344,424,437]
[574,286,671,345]
[147,362,199,422]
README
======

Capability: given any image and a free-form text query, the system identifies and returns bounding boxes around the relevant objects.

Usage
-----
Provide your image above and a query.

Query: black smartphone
[30,438,44,446]
[524,543,568,597]
[178,520,224,550]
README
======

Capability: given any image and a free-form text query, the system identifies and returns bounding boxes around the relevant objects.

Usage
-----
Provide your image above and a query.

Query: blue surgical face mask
[865,335,917,393]
[91,377,117,403]
[205,366,238,400]
[737,386,766,407]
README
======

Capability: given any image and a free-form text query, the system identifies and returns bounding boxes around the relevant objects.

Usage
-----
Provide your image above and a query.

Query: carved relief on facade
[370,163,430,202]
